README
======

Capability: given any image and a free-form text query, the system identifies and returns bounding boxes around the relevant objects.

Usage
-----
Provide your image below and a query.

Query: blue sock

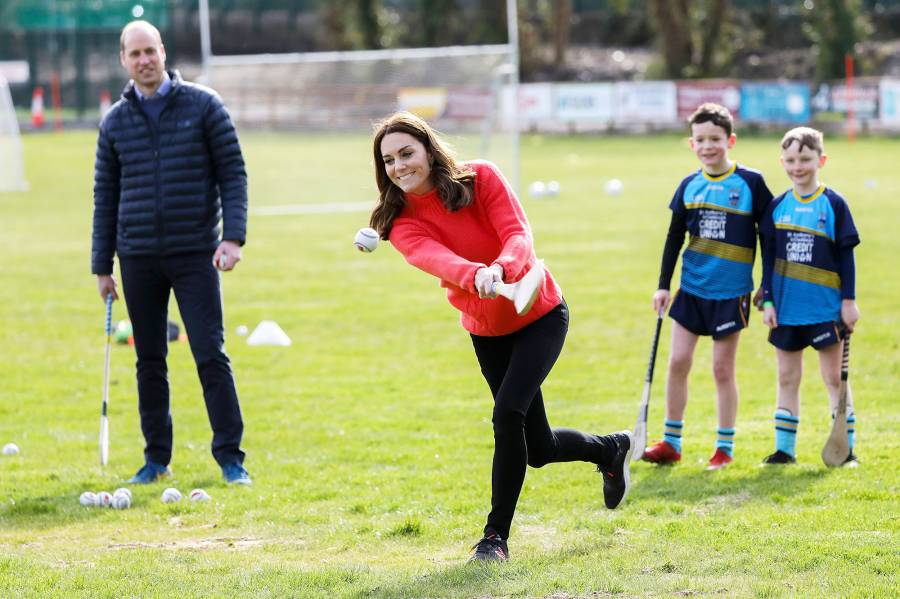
[663,419,683,453]
[846,411,856,452]
[716,427,735,457]
[774,408,799,457]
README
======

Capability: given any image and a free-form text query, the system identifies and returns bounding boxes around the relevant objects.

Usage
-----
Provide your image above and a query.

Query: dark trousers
[119,252,244,467]
[471,300,615,540]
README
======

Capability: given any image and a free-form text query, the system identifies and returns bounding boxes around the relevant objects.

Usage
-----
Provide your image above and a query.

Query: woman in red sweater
[370,112,632,563]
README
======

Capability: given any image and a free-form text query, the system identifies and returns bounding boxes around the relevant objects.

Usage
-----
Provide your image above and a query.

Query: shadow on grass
[628,460,830,507]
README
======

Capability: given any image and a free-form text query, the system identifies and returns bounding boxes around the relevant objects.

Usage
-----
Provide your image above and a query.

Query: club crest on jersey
[728,188,740,206]
[817,212,827,229]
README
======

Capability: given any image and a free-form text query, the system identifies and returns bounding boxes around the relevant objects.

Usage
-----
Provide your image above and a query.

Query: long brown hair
[370,112,475,239]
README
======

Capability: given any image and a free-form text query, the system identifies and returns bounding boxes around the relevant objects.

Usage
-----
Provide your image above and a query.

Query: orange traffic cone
[99,89,111,118]
[31,87,44,128]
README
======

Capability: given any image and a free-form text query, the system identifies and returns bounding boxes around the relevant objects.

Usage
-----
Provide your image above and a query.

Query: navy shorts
[768,321,845,352]
[669,290,750,339]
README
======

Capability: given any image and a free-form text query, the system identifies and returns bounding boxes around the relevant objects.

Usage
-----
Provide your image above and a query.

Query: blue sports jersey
[670,164,772,299]
[761,186,859,325]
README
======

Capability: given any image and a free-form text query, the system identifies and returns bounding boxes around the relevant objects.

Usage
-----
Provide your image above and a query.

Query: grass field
[1,130,897,598]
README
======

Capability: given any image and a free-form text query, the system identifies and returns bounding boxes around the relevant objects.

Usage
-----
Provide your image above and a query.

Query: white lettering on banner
[699,209,727,240]
[785,231,814,263]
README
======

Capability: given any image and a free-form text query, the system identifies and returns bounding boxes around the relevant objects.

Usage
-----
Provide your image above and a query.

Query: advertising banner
[555,83,615,122]
[676,80,741,120]
[614,81,678,123]
[879,79,900,127]
[740,82,810,123]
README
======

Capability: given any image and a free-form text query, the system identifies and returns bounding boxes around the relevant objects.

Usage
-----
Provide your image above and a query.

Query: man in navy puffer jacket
[91,20,251,486]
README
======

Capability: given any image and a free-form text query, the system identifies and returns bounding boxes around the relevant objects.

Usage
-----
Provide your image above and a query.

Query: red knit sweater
[389,160,563,336]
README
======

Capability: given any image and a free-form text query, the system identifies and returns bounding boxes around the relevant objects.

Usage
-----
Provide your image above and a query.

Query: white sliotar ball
[114,487,132,501]
[2,443,19,455]
[236,324,249,336]
[604,178,624,197]
[189,489,211,502]
[528,181,546,198]
[79,491,98,506]
[111,493,131,510]
[354,227,379,253]
[546,180,560,196]
[161,487,182,503]
[97,491,113,507]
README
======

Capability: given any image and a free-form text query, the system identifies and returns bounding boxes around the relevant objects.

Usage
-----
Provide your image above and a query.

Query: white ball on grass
[354,227,379,253]
[97,491,113,507]
[114,487,132,501]
[161,487,182,503]
[79,491,98,507]
[2,443,19,455]
[546,180,560,196]
[111,493,131,510]
[528,181,546,198]
[604,179,624,197]
[189,489,211,502]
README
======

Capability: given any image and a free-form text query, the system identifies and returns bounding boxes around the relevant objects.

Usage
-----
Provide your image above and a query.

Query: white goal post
[0,74,27,193]
[197,0,520,201]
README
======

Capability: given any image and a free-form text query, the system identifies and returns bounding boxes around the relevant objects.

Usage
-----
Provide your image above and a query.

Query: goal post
[0,74,27,193]
[198,0,519,205]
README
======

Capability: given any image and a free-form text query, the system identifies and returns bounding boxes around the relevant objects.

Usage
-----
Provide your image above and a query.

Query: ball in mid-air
[189,489,211,502]
[2,442,19,455]
[161,487,182,503]
[236,325,249,336]
[354,227,379,253]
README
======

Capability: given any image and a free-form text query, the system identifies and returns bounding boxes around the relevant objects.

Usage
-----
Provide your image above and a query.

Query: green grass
[1,130,897,598]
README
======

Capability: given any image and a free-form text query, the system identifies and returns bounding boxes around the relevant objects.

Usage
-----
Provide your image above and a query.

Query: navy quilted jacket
[91,71,248,275]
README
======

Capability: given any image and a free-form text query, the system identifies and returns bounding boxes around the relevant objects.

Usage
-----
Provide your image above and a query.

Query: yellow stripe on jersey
[682,201,752,216]
[792,185,826,203]
[775,258,841,289]
[774,222,832,238]
[702,163,737,182]
[687,237,755,264]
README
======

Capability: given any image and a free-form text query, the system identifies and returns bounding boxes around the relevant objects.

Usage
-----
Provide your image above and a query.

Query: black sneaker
[598,430,633,510]
[762,450,797,465]
[842,451,859,468]
[468,532,509,563]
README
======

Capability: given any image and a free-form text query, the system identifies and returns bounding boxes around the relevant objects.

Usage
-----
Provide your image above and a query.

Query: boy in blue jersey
[760,127,860,465]
[645,103,773,470]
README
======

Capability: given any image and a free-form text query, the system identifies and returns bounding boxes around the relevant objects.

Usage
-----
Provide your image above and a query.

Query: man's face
[120,26,166,92]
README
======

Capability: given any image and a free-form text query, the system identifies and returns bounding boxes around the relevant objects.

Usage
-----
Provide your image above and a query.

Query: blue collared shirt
[134,72,172,101]
[135,73,171,124]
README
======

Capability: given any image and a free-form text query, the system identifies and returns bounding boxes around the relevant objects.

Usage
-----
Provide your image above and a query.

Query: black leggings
[470,300,616,539]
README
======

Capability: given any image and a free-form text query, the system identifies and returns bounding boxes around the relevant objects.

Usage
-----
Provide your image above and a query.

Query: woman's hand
[475,265,504,299]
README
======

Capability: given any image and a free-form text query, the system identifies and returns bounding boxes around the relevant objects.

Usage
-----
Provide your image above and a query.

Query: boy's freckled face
[689,121,736,174]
